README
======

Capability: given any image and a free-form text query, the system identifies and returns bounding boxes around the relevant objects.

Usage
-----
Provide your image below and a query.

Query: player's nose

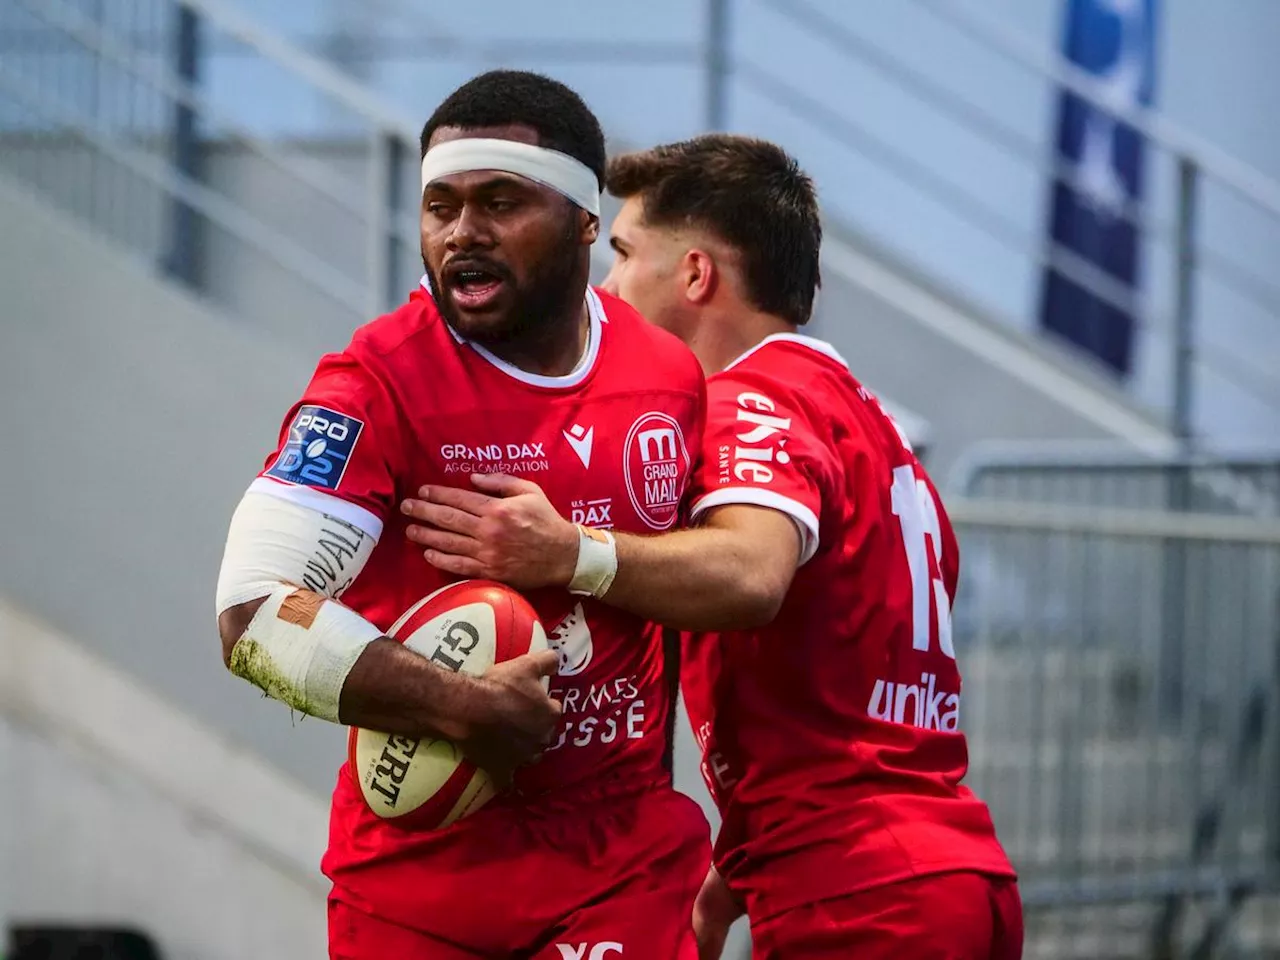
[446,203,493,251]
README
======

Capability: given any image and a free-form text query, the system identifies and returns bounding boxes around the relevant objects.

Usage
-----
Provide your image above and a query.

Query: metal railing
[951,442,1280,518]
[0,0,424,344]
[3,0,1278,437]
[949,498,1280,958]
[287,0,1280,435]
[917,0,1280,445]
[723,0,1280,433]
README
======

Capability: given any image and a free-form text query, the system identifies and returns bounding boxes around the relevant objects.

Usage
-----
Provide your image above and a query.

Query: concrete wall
[0,600,329,960]
[0,135,418,348]
[0,167,347,794]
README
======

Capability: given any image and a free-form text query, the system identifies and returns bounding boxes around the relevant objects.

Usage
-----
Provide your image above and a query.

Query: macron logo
[564,423,594,469]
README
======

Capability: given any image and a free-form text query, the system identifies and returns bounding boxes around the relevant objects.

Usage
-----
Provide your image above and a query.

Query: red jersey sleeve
[250,351,405,540]
[689,368,839,564]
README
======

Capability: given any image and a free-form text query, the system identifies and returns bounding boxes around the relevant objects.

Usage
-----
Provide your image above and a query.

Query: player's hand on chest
[421,402,695,535]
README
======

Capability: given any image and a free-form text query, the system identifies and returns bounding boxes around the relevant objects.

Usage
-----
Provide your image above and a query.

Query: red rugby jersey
[246,284,705,918]
[680,333,1014,921]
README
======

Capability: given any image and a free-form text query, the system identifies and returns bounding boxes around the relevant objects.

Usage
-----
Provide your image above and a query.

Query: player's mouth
[445,262,510,312]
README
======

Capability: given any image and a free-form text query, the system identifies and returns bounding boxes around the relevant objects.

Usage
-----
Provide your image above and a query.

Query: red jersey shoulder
[725,337,916,462]
[708,337,851,443]
[718,337,849,395]
[343,288,443,363]
[255,294,449,514]
[594,288,703,387]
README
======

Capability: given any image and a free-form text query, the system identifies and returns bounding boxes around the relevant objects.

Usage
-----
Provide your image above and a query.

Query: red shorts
[749,872,1023,960]
[327,788,708,959]
[329,900,699,960]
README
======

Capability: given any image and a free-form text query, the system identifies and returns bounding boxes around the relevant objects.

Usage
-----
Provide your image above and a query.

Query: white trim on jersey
[418,277,606,390]
[248,477,384,541]
[467,287,604,388]
[723,332,849,373]
[591,285,610,322]
[691,487,820,566]
[718,331,931,451]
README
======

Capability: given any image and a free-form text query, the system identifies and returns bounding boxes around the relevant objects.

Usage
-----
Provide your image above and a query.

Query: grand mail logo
[623,411,690,530]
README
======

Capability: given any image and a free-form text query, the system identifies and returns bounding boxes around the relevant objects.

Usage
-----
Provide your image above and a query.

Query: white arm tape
[230,583,382,722]
[216,490,379,611]
[216,490,383,722]
[569,525,618,598]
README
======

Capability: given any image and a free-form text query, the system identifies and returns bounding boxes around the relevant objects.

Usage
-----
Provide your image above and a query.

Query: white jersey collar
[723,331,849,372]
[420,275,604,389]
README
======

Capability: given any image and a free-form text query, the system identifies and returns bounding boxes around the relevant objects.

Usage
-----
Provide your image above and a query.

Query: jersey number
[890,464,954,659]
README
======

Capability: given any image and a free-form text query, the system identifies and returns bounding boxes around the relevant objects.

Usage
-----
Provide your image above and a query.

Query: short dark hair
[607,135,822,326]
[421,70,606,189]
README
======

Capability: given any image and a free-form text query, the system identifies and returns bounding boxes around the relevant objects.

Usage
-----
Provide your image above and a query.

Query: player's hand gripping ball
[348,580,549,829]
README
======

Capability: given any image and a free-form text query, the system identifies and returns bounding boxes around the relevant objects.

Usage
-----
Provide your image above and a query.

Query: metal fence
[0,0,424,345]
[951,499,1280,959]
[4,0,1280,436]
[952,445,1280,519]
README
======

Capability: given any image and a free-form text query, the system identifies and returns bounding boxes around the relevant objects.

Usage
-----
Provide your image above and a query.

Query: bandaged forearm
[229,583,382,720]
[216,490,382,722]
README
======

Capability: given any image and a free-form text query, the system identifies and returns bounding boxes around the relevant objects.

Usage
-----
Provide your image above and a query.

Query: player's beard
[425,216,584,351]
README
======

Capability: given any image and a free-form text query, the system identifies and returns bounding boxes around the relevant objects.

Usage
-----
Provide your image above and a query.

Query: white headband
[420,138,600,217]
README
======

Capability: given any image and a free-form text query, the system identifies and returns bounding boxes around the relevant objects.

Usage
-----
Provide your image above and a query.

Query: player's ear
[682,248,717,306]
[579,211,600,245]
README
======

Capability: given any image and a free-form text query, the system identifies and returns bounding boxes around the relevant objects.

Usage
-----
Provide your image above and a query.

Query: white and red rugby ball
[348,580,549,830]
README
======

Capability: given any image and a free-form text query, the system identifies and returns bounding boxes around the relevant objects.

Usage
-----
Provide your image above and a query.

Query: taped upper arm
[215,489,378,615]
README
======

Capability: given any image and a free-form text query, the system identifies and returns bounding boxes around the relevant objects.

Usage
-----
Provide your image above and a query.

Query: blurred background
[2,0,1278,957]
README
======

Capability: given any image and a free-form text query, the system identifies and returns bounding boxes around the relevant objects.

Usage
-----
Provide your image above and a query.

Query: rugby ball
[348,580,549,829]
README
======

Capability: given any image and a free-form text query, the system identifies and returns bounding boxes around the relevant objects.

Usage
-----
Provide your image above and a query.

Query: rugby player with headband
[215,70,709,959]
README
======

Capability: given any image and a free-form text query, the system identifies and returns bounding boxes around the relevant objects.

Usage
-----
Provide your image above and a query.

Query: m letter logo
[623,412,690,531]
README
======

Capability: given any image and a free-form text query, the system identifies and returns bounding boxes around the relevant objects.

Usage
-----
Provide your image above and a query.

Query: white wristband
[569,525,618,597]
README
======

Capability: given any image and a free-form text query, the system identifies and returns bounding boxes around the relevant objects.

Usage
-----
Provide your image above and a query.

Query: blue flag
[1040,0,1158,376]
